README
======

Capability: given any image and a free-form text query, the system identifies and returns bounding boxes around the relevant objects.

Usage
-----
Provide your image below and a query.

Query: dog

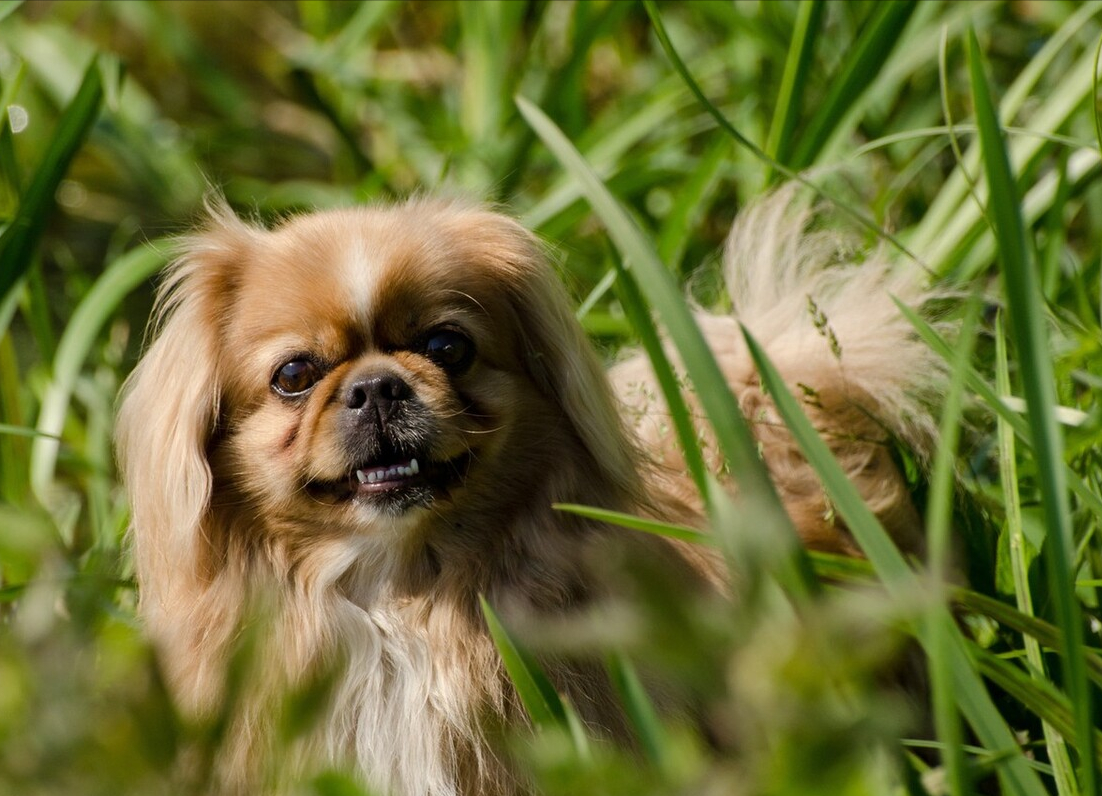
[115,190,939,795]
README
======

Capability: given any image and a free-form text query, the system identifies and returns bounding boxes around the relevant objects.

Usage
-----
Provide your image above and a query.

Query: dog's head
[117,199,641,591]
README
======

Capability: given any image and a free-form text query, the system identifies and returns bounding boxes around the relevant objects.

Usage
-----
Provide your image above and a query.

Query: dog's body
[116,192,938,795]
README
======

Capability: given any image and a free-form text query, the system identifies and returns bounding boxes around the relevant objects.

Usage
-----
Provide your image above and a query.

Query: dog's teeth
[354,459,422,488]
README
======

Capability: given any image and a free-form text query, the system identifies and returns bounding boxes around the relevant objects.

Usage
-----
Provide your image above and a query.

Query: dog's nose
[345,372,412,426]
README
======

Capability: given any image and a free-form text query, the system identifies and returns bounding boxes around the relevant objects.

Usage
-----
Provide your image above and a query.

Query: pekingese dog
[116,190,938,795]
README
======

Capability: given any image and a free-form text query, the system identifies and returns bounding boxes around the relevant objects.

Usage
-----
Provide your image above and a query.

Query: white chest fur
[273,541,511,796]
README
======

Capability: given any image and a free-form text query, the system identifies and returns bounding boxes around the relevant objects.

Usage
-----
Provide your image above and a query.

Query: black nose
[345,372,412,426]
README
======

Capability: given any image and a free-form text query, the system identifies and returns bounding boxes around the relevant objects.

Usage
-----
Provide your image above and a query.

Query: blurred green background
[3,1,1102,794]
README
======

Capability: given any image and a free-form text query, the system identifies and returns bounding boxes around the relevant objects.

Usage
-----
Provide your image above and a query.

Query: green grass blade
[656,134,730,272]
[542,0,630,140]
[480,598,592,761]
[288,70,373,176]
[926,609,970,796]
[740,326,913,586]
[639,0,775,169]
[515,93,768,495]
[790,1,917,170]
[295,0,328,38]
[521,75,699,231]
[968,30,1097,794]
[764,0,824,183]
[496,1,633,201]
[560,694,594,767]
[324,0,396,66]
[641,0,918,263]
[955,591,1102,690]
[516,93,818,603]
[973,648,1102,762]
[926,293,981,579]
[938,26,986,228]
[30,242,168,508]
[944,147,1101,283]
[852,125,1089,157]
[910,5,1102,272]
[998,2,1102,118]
[0,58,26,196]
[0,124,17,210]
[0,276,20,337]
[909,3,1100,255]
[808,550,876,582]
[610,254,709,496]
[458,0,507,144]
[957,591,1088,686]
[742,326,1047,796]
[23,263,55,362]
[894,299,1102,523]
[996,313,1077,795]
[926,293,983,796]
[606,652,670,773]
[0,424,58,440]
[0,1,22,25]
[0,336,28,502]
[574,267,616,323]
[1093,34,1102,154]
[479,595,567,732]
[553,504,714,547]
[0,53,106,302]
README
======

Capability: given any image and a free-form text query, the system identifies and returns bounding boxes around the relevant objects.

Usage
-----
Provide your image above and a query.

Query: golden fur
[116,192,938,795]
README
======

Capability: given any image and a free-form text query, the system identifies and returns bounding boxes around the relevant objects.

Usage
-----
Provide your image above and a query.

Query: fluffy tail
[613,188,943,555]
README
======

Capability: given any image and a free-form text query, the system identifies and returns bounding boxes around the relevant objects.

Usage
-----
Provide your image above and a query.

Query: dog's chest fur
[270,541,521,796]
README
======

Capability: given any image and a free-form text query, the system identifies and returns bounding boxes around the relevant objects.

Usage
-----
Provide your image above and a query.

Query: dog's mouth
[353,456,423,493]
[307,447,471,513]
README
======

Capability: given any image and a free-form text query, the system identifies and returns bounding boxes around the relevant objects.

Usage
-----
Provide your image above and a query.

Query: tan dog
[116,192,938,795]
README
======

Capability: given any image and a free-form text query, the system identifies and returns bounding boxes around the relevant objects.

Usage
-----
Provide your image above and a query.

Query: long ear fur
[505,228,643,503]
[116,200,258,634]
[427,201,644,505]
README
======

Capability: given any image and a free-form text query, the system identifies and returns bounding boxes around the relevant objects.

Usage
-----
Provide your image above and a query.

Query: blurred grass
[969,29,1096,792]
[1,1,1101,794]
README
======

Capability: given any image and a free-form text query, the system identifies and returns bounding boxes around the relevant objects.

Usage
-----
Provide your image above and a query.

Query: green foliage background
[2,1,1102,794]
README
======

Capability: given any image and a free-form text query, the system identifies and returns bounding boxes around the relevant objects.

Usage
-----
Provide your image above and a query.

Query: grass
[1,1,1102,794]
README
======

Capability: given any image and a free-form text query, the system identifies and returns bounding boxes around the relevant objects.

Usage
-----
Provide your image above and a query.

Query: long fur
[613,190,939,554]
[116,190,940,795]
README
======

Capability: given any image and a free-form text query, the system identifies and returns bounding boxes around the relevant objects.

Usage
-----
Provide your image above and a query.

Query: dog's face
[119,200,640,561]
[217,205,562,532]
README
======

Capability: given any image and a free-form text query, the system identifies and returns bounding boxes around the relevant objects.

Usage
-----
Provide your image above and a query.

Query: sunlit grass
[1,1,1101,794]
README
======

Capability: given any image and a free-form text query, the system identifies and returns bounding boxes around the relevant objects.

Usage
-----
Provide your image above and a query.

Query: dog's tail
[721,188,943,553]
[613,188,943,555]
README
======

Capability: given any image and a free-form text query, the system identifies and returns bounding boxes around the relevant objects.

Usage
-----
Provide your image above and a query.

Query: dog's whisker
[458,426,505,436]
[440,288,489,317]
[437,405,494,421]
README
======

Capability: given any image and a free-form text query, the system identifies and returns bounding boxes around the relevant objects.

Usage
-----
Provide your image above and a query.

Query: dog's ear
[499,229,643,502]
[116,200,257,622]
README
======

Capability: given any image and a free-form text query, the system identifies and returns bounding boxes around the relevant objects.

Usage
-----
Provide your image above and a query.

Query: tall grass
[1,2,1101,794]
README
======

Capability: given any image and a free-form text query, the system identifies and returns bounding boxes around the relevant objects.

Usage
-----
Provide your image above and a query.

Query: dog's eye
[423,329,474,373]
[272,359,321,396]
